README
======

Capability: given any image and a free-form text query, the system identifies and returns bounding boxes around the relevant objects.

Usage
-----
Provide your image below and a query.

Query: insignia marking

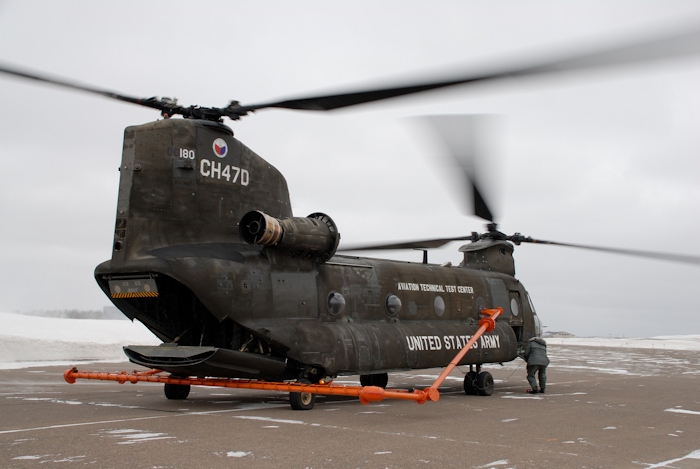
[212,138,228,158]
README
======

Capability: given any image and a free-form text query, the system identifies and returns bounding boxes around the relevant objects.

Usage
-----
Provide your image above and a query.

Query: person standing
[523,336,549,394]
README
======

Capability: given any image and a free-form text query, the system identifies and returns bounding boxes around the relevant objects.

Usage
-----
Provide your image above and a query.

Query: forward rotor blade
[419,115,498,222]
[521,238,700,265]
[340,233,700,266]
[472,184,494,222]
[0,63,163,111]
[240,24,700,113]
[339,236,473,252]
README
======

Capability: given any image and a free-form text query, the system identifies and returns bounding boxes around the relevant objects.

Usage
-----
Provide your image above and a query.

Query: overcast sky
[1,1,699,338]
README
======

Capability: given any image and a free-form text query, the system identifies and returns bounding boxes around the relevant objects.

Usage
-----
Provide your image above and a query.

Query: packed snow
[0,311,160,369]
[545,336,700,351]
[1,311,699,370]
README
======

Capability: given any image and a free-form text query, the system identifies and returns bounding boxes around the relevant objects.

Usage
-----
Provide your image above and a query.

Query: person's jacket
[524,337,550,366]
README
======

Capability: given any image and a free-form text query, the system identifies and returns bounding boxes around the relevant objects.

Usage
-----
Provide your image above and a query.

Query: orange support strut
[63,307,502,406]
[426,307,503,399]
[63,368,428,403]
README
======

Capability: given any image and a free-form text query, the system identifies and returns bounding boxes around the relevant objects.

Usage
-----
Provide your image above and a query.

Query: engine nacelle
[239,211,340,262]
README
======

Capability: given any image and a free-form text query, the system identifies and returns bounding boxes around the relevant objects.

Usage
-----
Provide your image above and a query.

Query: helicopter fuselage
[95,118,540,382]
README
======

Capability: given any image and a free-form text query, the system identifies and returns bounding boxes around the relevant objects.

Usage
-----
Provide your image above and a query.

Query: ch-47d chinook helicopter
[2,25,700,410]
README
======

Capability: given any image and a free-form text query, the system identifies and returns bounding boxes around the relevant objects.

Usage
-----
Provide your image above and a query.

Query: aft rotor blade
[522,238,700,265]
[0,63,164,111]
[339,236,473,252]
[240,24,700,113]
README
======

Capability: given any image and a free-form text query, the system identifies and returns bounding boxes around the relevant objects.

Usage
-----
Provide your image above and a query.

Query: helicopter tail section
[109,118,292,269]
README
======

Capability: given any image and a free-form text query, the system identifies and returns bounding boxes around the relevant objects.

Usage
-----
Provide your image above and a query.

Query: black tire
[164,383,190,400]
[371,373,389,389]
[289,380,316,410]
[360,373,389,388]
[463,371,478,395]
[476,371,494,396]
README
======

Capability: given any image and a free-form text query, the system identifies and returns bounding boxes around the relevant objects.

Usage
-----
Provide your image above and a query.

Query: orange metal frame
[64,308,502,405]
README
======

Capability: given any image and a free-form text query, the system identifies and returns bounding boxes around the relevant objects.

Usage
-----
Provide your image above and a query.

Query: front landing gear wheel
[164,383,190,400]
[289,379,316,410]
[372,373,389,388]
[360,373,389,388]
[463,371,478,395]
[476,371,494,396]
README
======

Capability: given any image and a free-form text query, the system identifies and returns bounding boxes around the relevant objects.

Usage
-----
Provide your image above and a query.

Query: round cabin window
[434,296,445,317]
[510,298,519,316]
[327,292,346,315]
[385,294,402,316]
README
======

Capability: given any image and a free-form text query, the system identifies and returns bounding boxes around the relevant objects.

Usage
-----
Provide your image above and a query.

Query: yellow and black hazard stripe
[111,292,159,299]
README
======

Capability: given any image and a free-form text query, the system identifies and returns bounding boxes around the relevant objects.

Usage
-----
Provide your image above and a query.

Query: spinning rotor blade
[339,232,700,266]
[2,23,699,120]
[0,63,228,120]
[239,24,700,114]
[518,237,700,265]
[0,63,164,110]
[339,236,474,252]
[420,115,497,222]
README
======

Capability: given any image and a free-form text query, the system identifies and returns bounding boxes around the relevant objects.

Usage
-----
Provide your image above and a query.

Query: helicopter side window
[510,298,519,317]
[385,294,402,316]
[433,296,445,317]
[327,292,346,316]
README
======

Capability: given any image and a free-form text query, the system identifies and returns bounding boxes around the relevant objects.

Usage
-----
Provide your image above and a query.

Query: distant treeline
[20,308,127,320]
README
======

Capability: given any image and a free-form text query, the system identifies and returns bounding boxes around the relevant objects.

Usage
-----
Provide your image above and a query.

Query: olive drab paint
[95,118,539,382]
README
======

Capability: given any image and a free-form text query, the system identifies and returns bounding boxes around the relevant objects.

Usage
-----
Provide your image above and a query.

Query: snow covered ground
[0,311,160,369]
[1,311,698,370]
[545,336,700,351]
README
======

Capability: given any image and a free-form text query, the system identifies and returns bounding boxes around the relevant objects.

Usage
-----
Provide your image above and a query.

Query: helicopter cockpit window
[434,296,445,317]
[385,294,402,316]
[510,298,519,317]
[327,292,346,316]
[526,292,536,313]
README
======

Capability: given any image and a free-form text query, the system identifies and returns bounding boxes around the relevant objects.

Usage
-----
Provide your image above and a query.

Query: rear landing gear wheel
[476,371,494,396]
[360,373,388,388]
[463,371,478,395]
[164,383,190,400]
[289,379,316,410]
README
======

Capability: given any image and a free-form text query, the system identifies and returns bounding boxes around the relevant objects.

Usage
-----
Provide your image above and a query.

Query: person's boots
[540,388,545,393]
[526,388,539,394]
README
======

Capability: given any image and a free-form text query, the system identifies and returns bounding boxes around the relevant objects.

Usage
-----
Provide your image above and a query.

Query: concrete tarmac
[1,344,698,468]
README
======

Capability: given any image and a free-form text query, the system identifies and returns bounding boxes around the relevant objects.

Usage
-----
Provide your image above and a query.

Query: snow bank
[0,311,160,369]
[2,311,699,370]
[545,335,700,351]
